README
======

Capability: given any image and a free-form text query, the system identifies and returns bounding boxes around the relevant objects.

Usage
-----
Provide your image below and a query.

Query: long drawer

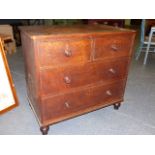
[94,33,134,60]
[42,80,125,122]
[40,58,129,96]
[38,39,92,68]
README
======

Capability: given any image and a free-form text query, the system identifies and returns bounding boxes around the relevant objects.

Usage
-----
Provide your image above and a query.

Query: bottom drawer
[42,80,125,122]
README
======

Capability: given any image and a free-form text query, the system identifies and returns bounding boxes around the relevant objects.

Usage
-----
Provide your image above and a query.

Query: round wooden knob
[65,102,70,108]
[64,49,72,57]
[111,45,118,51]
[109,68,116,74]
[64,76,71,84]
[106,90,112,96]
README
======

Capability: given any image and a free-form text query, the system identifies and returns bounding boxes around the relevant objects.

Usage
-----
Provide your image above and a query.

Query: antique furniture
[0,25,16,54]
[20,25,136,134]
[0,37,18,114]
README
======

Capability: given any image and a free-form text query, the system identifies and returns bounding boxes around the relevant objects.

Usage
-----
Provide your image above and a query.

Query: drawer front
[40,58,129,96]
[38,39,91,67]
[42,81,125,121]
[94,33,134,59]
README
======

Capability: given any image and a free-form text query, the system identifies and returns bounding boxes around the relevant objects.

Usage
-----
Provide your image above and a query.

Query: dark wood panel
[38,39,92,67]
[19,24,135,37]
[40,58,129,96]
[42,80,125,122]
[21,33,42,121]
[94,33,134,59]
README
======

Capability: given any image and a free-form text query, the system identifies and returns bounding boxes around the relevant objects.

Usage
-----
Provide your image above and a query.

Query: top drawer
[38,39,91,68]
[94,33,134,59]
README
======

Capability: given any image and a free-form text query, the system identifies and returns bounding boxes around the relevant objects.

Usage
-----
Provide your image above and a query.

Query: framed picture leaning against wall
[0,36,18,114]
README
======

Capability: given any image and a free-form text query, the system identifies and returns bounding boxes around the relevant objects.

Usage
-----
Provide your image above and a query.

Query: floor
[0,43,155,135]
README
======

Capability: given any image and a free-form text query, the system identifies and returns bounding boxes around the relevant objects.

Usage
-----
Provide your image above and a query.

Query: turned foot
[114,103,121,110]
[40,126,49,135]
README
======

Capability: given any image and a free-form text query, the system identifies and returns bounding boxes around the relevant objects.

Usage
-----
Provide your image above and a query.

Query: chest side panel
[21,33,42,121]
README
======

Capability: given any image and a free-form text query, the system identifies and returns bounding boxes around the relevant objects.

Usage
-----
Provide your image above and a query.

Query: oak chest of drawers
[20,25,136,134]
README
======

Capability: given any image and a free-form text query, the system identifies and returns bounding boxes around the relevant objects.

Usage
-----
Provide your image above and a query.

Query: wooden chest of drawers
[20,25,136,134]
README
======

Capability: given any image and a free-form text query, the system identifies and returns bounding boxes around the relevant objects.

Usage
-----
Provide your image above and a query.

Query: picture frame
[0,37,18,114]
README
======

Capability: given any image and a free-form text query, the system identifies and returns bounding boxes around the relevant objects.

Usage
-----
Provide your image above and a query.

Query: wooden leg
[40,126,49,135]
[113,103,121,110]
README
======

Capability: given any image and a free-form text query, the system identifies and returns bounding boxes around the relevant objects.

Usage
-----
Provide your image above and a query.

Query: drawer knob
[64,76,71,84]
[106,90,112,96]
[109,68,116,74]
[65,102,70,108]
[64,49,72,57]
[111,45,118,51]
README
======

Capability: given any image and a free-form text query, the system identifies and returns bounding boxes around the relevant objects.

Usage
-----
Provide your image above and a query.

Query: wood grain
[42,80,125,123]
[20,25,136,134]
[40,57,129,96]
[38,39,92,67]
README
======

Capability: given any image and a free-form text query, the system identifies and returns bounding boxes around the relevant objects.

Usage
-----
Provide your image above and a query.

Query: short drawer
[40,58,129,96]
[42,81,125,121]
[38,39,91,67]
[94,33,134,59]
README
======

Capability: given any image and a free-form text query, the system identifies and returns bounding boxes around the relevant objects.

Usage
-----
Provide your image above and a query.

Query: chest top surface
[19,24,136,39]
